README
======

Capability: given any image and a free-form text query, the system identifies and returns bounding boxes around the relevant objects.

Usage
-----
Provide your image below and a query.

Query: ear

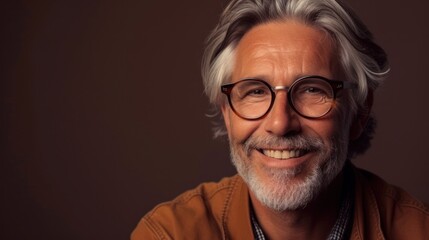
[349,91,373,140]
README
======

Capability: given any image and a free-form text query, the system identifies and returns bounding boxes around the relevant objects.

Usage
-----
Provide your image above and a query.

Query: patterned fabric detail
[326,185,353,240]
[251,211,266,240]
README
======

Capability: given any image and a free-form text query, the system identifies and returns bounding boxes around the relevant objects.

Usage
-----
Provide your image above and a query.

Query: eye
[234,81,271,100]
[304,86,326,95]
[294,82,332,98]
[245,87,267,96]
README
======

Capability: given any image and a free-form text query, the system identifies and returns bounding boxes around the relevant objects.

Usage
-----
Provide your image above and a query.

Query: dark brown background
[1,0,428,239]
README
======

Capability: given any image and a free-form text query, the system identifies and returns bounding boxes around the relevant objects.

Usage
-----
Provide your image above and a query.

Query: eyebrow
[236,74,328,84]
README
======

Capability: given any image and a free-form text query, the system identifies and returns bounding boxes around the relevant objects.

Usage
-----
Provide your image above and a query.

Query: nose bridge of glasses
[272,85,290,93]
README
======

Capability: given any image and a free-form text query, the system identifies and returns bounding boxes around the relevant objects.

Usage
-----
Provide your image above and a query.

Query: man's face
[222,21,355,211]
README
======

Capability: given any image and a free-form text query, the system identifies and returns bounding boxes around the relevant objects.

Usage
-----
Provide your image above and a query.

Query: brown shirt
[131,165,429,240]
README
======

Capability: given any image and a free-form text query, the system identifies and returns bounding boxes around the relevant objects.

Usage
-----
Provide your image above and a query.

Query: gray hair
[201,0,389,157]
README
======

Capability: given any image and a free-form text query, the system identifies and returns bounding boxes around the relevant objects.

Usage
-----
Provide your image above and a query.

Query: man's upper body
[132,0,429,239]
[132,164,429,239]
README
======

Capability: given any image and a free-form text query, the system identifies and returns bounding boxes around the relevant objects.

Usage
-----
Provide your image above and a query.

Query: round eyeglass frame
[220,75,355,120]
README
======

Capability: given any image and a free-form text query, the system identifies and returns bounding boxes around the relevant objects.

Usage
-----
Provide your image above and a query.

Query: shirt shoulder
[354,167,429,239]
[131,175,243,240]
[357,168,428,212]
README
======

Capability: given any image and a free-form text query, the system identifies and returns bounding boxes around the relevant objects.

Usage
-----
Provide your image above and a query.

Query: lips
[261,149,306,160]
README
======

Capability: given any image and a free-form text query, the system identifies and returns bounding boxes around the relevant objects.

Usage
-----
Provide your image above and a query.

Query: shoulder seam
[381,183,429,214]
[142,216,165,240]
[169,184,233,205]
[146,178,235,215]
[221,175,240,240]
[384,194,429,215]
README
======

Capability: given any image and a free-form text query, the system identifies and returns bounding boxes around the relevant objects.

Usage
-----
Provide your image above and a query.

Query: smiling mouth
[261,149,307,160]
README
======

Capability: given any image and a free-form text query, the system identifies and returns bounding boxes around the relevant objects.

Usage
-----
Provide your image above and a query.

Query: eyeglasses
[221,76,355,120]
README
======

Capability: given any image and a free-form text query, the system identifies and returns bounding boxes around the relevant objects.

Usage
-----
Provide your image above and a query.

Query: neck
[250,170,345,240]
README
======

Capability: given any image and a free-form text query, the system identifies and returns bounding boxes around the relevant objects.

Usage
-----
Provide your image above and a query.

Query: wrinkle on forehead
[232,20,339,84]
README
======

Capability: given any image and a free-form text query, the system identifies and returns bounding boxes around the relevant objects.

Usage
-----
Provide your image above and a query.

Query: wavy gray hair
[201,0,389,158]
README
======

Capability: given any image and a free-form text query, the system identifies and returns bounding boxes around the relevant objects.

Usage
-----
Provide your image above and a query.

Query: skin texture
[221,20,363,239]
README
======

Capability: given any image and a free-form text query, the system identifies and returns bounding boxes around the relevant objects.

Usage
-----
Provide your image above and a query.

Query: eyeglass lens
[229,78,335,119]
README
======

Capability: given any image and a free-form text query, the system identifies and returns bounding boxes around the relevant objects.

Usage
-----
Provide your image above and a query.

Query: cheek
[225,110,260,144]
[302,118,341,143]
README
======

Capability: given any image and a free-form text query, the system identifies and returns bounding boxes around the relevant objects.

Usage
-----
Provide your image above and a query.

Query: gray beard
[229,131,349,211]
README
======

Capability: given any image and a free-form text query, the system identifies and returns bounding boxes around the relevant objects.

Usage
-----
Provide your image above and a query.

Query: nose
[263,91,301,136]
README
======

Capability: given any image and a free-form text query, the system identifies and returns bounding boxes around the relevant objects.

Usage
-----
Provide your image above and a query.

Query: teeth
[282,150,289,159]
[262,149,303,160]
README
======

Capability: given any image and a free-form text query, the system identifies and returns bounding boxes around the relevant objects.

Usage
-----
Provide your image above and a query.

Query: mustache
[242,134,324,154]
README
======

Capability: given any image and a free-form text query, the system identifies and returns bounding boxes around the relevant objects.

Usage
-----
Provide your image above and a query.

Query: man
[132,0,429,239]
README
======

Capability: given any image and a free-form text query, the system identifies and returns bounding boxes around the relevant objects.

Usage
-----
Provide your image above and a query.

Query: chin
[229,134,348,211]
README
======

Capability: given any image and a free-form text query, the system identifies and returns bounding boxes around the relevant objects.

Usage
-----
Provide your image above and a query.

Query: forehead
[232,20,339,82]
